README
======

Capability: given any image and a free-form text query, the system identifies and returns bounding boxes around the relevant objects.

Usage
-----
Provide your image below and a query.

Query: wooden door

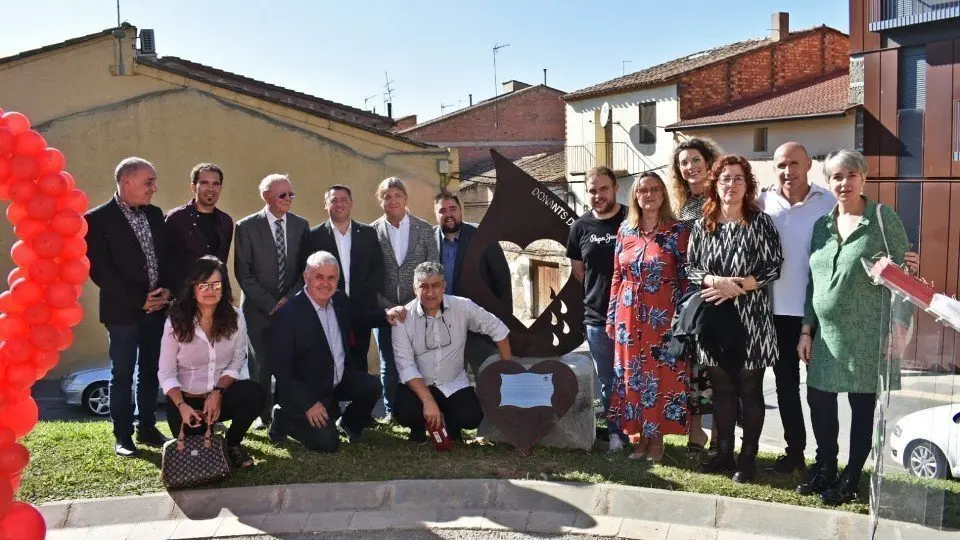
[532,260,561,316]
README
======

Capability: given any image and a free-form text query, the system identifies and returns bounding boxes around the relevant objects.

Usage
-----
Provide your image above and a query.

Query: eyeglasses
[717,176,746,185]
[424,314,452,351]
[195,281,223,292]
[637,186,663,196]
[277,192,296,200]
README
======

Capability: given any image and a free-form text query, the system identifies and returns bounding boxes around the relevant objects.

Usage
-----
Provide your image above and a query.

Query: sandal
[687,429,709,454]
[227,445,254,469]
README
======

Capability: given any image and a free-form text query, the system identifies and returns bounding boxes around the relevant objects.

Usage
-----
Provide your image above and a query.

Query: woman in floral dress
[606,172,694,461]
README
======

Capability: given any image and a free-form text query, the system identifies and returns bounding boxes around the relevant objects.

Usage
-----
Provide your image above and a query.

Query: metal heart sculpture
[459,150,585,357]
[476,358,578,452]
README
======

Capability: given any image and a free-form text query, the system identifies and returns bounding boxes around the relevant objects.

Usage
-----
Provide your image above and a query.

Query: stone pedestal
[477,353,596,450]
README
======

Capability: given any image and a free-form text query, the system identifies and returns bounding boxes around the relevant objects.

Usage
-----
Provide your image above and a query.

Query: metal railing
[566,142,661,177]
[869,0,960,29]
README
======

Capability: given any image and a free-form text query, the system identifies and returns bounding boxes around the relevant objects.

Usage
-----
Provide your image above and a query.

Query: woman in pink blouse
[158,256,265,468]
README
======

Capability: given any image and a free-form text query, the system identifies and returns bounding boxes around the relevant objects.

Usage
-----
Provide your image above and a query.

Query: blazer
[434,222,512,308]
[233,209,309,325]
[85,197,174,324]
[371,213,439,308]
[270,290,385,415]
[304,220,384,310]
[164,200,234,292]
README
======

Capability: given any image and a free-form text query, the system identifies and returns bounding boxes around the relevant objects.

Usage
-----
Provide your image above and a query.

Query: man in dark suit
[234,173,310,428]
[86,157,174,456]
[433,192,512,375]
[268,251,405,452]
[304,184,384,371]
[164,163,233,293]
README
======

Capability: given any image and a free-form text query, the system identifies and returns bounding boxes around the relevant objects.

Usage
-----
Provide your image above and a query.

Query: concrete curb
[40,479,951,539]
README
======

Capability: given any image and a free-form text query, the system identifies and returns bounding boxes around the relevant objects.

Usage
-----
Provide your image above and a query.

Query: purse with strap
[161,419,231,489]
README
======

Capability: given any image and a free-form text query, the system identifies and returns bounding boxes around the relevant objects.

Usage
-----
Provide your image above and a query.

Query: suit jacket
[371,213,439,308]
[270,290,385,414]
[164,200,234,292]
[434,223,512,308]
[304,220,383,310]
[233,209,309,327]
[85,197,174,324]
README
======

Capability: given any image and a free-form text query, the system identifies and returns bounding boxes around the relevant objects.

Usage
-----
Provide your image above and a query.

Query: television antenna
[492,42,510,128]
[383,71,395,110]
[441,102,456,114]
[363,94,378,111]
[621,60,632,76]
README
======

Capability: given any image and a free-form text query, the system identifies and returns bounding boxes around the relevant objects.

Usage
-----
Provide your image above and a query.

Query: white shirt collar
[771,182,828,207]
[387,214,410,230]
[304,289,334,312]
[329,219,352,236]
[265,207,286,226]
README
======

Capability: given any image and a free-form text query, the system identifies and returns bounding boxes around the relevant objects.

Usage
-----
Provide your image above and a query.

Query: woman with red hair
[686,155,783,483]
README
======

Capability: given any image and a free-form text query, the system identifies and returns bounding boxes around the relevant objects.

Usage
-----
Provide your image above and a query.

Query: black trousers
[394,384,484,438]
[708,366,766,457]
[273,369,381,453]
[164,379,266,447]
[807,386,876,477]
[773,315,806,456]
[349,328,373,373]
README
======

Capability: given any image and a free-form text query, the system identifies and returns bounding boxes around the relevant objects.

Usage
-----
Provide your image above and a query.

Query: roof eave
[664,108,855,131]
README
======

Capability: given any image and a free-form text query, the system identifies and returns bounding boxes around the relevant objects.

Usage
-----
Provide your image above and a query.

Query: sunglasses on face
[195,281,223,292]
[277,192,295,200]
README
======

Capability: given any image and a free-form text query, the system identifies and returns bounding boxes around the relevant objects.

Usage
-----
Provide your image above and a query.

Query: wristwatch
[212,386,225,395]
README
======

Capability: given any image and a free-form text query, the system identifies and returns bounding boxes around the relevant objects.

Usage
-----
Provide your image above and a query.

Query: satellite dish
[599,102,611,128]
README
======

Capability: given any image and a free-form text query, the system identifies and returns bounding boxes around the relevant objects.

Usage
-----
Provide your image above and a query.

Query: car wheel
[904,440,948,479]
[82,382,110,416]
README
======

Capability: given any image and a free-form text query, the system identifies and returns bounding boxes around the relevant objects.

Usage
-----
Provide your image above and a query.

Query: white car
[889,404,960,479]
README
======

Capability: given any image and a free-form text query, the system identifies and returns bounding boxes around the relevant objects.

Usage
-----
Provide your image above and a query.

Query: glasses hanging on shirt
[424,314,453,350]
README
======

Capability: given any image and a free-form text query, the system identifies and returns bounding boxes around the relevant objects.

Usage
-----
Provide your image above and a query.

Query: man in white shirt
[392,261,512,443]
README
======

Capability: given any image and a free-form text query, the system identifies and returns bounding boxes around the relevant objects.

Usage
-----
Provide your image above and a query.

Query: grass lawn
[19,419,960,527]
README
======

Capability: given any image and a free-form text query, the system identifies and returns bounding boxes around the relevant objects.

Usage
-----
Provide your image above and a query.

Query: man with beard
[566,166,626,451]
[165,163,234,293]
[433,192,511,375]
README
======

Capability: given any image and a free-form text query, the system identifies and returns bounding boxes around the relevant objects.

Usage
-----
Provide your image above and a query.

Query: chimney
[387,102,393,119]
[137,29,157,57]
[543,68,547,86]
[501,80,531,94]
[469,94,473,106]
[771,12,789,42]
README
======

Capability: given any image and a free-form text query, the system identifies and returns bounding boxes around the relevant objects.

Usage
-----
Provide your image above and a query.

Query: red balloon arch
[0,108,90,539]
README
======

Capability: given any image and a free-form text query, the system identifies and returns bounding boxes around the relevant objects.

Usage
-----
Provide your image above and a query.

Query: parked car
[890,404,960,480]
[60,366,165,416]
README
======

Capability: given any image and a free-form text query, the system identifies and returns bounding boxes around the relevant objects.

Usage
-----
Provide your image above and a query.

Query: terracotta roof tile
[460,151,565,187]
[401,85,565,133]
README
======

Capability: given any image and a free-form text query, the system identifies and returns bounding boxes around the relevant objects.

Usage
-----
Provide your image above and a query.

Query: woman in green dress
[797,149,910,505]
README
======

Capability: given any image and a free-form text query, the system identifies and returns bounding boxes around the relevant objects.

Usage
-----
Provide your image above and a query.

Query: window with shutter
[898,47,926,177]
[753,128,768,153]
[899,47,926,110]
[638,102,656,145]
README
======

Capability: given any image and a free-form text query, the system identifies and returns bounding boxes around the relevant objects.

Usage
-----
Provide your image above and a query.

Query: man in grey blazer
[371,177,439,421]
[234,173,310,427]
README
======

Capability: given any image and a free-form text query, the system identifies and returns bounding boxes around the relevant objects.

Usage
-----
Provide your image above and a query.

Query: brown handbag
[161,420,231,489]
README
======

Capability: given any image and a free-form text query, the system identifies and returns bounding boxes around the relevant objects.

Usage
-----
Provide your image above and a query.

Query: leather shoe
[268,419,287,444]
[820,470,859,505]
[697,452,736,474]
[732,457,756,484]
[135,426,170,447]
[336,418,363,444]
[770,452,807,475]
[115,436,140,457]
[796,462,837,495]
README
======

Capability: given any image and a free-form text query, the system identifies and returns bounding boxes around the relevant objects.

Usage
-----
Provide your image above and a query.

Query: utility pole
[621,60,632,76]
[492,42,510,128]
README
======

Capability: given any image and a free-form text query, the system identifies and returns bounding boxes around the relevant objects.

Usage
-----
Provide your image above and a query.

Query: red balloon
[50,208,83,236]
[7,179,36,205]
[0,183,10,202]
[57,327,74,351]
[44,281,77,309]
[0,315,28,339]
[30,231,63,259]
[10,279,42,306]
[28,324,59,351]
[0,502,45,540]
[21,303,51,326]
[4,362,36,389]
[8,155,38,182]
[38,147,65,174]
[36,171,67,198]
[52,302,83,327]
[26,258,59,285]
[24,194,56,220]
[12,131,45,157]
[59,257,89,285]
[0,293,23,315]
[59,235,86,259]
[0,443,28,477]
[31,350,59,372]
[0,338,32,365]
[0,480,10,524]
[5,203,27,226]
[5,268,23,288]
[57,188,88,214]
[0,428,14,448]
[0,112,30,135]
[0,158,9,184]
[0,129,13,156]
[12,218,47,243]
[61,170,76,190]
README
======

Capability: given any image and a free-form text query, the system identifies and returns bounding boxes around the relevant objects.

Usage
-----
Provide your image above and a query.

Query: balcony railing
[566,142,660,177]
[869,0,960,31]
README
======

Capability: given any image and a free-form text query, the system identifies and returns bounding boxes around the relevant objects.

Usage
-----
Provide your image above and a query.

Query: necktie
[274,218,286,293]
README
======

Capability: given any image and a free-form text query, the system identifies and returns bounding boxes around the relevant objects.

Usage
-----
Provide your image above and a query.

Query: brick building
[398,81,566,172]
[564,13,854,203]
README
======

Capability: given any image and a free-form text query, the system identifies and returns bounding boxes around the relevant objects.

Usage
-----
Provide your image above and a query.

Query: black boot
[697,439,736,474]
[796,461,837,495]
[732,446,757,484]
[820,469,860,505]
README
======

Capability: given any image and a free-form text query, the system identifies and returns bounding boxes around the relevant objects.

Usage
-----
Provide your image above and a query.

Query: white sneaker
[608,437,624,452]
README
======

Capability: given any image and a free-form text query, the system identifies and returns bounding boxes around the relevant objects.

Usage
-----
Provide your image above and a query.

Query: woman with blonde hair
[606,172,695,461]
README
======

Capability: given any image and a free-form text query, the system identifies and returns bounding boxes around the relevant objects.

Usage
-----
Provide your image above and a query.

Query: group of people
[85,158,515,468]
[568,140,916,505]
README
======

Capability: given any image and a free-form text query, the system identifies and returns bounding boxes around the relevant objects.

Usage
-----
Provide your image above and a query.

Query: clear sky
[1,1,849,122]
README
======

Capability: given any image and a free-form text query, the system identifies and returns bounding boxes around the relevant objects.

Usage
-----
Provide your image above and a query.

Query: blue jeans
[375,325,398,416]
[105,311,165,439]
[585,324,617,436]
